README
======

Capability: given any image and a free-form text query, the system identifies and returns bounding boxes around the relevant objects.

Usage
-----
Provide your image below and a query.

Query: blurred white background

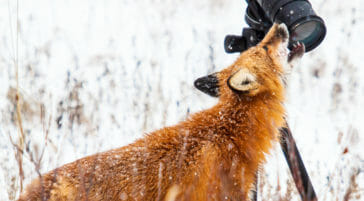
[0,0,363,200]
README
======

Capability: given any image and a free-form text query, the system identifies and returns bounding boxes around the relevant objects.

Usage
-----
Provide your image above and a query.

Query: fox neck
[193,92,285,159]
[222,94,283,132]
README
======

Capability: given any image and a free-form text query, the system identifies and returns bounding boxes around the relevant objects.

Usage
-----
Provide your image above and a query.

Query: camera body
[225,0,326,53]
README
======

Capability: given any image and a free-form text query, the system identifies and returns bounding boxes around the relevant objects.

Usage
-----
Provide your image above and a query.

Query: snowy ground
[0,0,363,200]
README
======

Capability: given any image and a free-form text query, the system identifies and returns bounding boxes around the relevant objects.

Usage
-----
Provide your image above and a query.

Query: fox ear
[194,73,220,97]
[227,69,260,94]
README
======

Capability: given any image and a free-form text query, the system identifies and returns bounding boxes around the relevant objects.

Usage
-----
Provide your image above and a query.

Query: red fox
[18,23,304,201]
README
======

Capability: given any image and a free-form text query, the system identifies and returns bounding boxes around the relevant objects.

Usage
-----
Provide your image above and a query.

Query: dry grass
[343,169,362,201]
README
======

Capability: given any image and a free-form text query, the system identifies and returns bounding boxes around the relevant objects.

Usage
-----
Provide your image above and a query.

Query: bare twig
[10,0,26,192]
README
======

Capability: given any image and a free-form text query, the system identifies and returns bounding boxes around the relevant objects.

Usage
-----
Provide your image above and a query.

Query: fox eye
[263,45,268,51]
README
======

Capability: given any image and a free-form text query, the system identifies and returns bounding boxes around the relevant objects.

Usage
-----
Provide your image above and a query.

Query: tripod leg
[280,124,317,201]
[251,172,258,201]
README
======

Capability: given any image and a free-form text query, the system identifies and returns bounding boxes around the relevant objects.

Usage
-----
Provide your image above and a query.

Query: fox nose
[261,23,290,46]
[275,23,289,42]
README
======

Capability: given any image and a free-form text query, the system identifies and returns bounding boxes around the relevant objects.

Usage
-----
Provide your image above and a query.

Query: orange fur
[18,23,291,201]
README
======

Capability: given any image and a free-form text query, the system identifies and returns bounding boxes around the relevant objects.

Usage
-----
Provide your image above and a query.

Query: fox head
[195,23,304,103]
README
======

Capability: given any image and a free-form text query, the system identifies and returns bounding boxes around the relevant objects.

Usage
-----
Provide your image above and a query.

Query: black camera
[225,0,326,53]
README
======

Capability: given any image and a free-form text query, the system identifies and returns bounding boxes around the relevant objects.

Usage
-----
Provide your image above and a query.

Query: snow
[0,0,363,200]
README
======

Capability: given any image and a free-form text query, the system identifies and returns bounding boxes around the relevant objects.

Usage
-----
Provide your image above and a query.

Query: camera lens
[290,18,326,51]
[256,0,326,52]
[291,21,317,41]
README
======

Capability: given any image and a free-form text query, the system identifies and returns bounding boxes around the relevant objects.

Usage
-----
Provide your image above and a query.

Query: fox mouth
[288,42,305,63]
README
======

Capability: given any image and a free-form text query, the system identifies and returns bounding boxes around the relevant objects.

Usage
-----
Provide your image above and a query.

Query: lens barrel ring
[270,0,311,23]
